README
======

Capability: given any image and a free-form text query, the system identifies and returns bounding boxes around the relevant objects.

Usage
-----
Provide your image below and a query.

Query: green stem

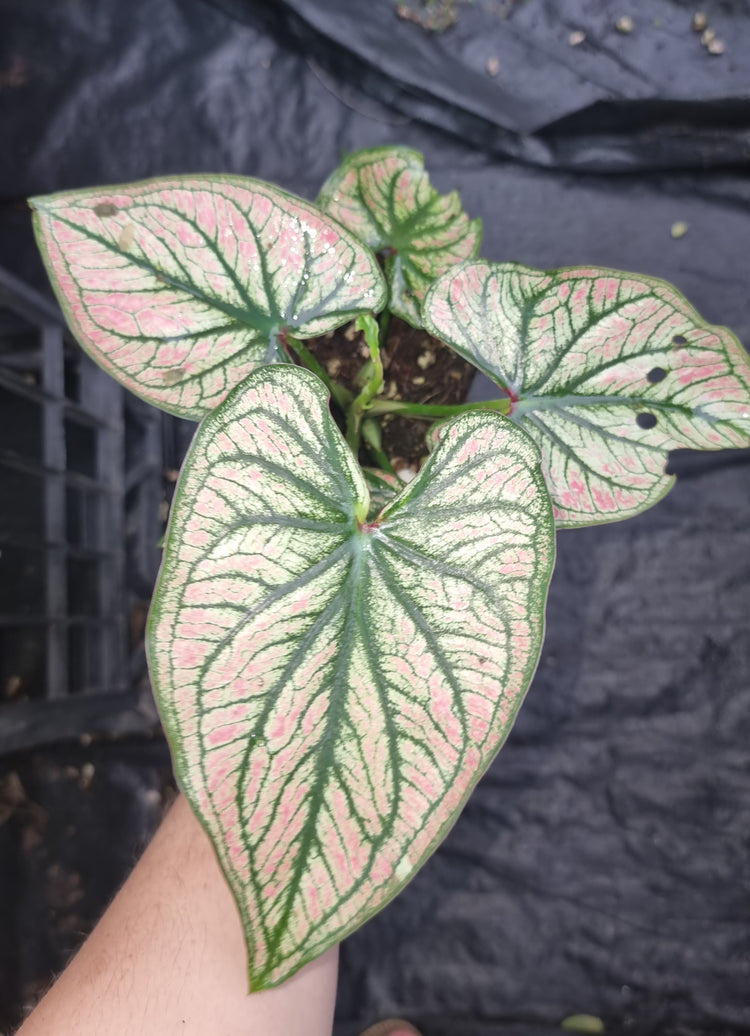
[367,397,513,419]
[346,313,385,452]
[361,418,397,476]
[378,310,391,353]
[285,335,352,409]
[369,445,397,476]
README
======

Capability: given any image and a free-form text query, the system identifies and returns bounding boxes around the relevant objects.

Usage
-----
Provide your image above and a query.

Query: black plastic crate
[0,267,167,753]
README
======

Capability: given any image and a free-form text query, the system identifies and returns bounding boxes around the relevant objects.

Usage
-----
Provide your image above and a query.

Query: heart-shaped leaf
[317,147,481,326]
[31,176,386,418]
[424,261,750,526]
[148,364,554,989]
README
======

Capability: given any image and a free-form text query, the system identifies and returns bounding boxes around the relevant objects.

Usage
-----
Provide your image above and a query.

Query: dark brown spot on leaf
[162,368,185,386]
[94,203,118,218]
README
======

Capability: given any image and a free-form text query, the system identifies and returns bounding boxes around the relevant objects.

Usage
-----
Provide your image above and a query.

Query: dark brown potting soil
[305,316,475,473]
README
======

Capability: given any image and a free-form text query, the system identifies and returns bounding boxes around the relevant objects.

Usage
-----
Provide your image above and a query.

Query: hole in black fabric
[672,334,687,346]
[647,367,667,383]
[636,412,657,429]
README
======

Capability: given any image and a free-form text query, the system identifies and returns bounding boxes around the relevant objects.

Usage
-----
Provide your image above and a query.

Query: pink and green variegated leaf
[425,421,448,454]
[31,176,386,419]
[424,261,750,527]
[317,147,481,326]
[148,364,554,990]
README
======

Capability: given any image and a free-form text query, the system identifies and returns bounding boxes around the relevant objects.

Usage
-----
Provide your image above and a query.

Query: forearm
[18,795,338,1036]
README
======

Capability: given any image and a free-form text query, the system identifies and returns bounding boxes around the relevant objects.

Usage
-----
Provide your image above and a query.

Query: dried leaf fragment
[118,223,135,251]
[161,368,185,386]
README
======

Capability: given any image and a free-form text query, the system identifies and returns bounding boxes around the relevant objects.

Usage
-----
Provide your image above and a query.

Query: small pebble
[412,375,425,385]
[700,27,716,45]
[2,772,26,807]
[615,15,634,33]
[670,221,689,239]
[692,12,707,32]
[79,763,95,790]
[5,674,22,699]
[486,56,500,76]
[568,30,586,46]
[707,37,725,54]
[398,468,417,484]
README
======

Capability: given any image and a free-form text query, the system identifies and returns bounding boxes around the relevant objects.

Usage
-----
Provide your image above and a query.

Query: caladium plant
[31,148,750,990]
[422,262,750,525]
[317,146,481,326]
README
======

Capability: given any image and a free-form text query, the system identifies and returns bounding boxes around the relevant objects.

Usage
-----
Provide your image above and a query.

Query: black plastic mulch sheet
[207,0,750,172]
[0,1,749,1033]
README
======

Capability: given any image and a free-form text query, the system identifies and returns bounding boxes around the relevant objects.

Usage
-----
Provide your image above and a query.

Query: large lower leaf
[31,176,386,418]
[423,261,750,526]
[317,147,481,326]
[148,364,554,989]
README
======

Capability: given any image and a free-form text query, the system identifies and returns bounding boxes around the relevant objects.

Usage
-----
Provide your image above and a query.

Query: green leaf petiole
[367,396,513,420]
[346,312,386,452]
[361,417,397,475]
